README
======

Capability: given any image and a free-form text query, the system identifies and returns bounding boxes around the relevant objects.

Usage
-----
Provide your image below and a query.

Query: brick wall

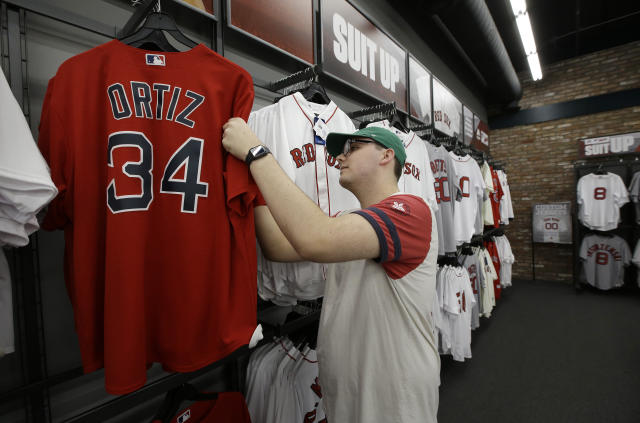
[490,41,640,282]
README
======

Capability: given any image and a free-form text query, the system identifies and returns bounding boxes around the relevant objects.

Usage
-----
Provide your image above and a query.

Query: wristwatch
[245,145,271,166]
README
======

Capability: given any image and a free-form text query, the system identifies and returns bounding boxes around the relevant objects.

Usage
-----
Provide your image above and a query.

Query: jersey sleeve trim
[369,207,402,261]
[353,210,388,262]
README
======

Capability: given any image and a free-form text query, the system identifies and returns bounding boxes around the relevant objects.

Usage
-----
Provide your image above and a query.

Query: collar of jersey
[291,91,338,123]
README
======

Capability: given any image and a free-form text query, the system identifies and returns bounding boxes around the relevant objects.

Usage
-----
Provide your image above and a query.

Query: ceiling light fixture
[509,0,542,81]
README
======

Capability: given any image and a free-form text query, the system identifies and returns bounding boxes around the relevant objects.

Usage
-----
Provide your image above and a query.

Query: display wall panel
[320,0,407,111]
[228,0,314,64]
[433,78,461,137]
[408,55,431,123]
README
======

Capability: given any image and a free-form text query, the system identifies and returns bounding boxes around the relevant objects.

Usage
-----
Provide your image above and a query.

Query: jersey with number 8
[38,40,262,395]
[579,234,631,290]
[577,172,628,230]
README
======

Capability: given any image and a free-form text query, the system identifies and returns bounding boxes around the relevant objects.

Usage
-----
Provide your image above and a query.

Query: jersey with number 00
[577,172,628,231]
[579,234,630,290]
[38,40,262,395]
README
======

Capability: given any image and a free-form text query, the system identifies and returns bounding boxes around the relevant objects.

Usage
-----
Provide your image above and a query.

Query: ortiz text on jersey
[107,81,205,128]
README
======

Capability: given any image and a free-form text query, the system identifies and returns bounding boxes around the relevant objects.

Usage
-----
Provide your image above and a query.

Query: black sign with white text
[579,132,640,158]
[320,0,407,111]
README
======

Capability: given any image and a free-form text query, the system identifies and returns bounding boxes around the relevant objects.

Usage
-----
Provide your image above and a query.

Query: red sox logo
[290,144,341,169]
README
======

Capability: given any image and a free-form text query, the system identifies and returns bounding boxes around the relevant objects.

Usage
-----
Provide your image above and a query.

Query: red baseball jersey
[484,240,502,300]
[490,168,503,228]
[152,392,252,423]
[38,40,261,394]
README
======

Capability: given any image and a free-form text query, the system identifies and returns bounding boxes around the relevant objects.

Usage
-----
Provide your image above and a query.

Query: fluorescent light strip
[509,0,543,80]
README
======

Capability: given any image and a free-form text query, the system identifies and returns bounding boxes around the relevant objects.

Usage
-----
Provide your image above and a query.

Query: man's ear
[379,148,395,166]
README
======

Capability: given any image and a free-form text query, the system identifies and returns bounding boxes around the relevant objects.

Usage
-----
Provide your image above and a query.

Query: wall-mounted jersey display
[577,173,629,230]
[249,92,359,305]
[579,234,631,290]
[245,338,325,423]
[38,40,263,395]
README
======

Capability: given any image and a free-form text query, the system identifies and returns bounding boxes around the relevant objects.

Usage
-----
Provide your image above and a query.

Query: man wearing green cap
[222,118,439,423]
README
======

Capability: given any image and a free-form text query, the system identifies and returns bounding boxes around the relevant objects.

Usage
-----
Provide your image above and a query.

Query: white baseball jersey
[426,143,461,254]
[579,234,630,290]
[249,93,359,304]
[449,152,486,245]
[481,161,495,225]
[460,253,482,329]
[0,249,14,356]
[435,266,453,353]
[628,171,640,224]
[477,247,497,317]
[632,239,640,288]
[494,235,515,287]
[497,169,514,224]
[0,69,57,246]
[577,173,629,231]
[367,121,438,213]
[442,266,475,362]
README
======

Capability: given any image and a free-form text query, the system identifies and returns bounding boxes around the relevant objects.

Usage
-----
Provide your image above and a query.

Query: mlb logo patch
[177,409,191,423]
[145,53,166,66]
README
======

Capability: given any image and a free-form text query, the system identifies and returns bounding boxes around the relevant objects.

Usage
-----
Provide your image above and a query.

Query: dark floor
[438,279,640,423]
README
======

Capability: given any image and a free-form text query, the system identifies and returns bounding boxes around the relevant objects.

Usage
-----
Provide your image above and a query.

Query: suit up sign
[321,0,407,111]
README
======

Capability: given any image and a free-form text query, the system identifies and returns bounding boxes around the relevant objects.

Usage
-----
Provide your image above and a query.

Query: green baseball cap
[326,126,406,166]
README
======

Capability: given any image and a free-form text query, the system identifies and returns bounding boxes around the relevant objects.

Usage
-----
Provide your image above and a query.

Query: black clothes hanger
[299,81,331,105]
[119,10,197,52]
[593,163,607,175]
[389,110,409,133]
[152,383,218,423]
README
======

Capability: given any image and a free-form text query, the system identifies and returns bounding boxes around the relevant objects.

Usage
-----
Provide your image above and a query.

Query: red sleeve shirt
[354,194,432,279]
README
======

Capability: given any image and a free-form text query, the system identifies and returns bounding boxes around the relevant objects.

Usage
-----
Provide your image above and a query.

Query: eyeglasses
[342,138,380,157]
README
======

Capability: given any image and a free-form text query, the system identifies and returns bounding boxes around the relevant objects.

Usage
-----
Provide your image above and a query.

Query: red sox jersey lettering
[290,144,341,169]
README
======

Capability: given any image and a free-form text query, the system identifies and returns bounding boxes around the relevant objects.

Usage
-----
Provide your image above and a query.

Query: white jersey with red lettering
[367,121,438,214]
[494,235,515,287]
[460,253,482,329]
[577,173,629,231]
[579,234,630,290]
[249,93,359,304]
[449,152,486,245]
[477,247,497,317]
[497,170,514,224]
[442,266,475,361]
[481,161,495,225]
[426,143,460,254]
